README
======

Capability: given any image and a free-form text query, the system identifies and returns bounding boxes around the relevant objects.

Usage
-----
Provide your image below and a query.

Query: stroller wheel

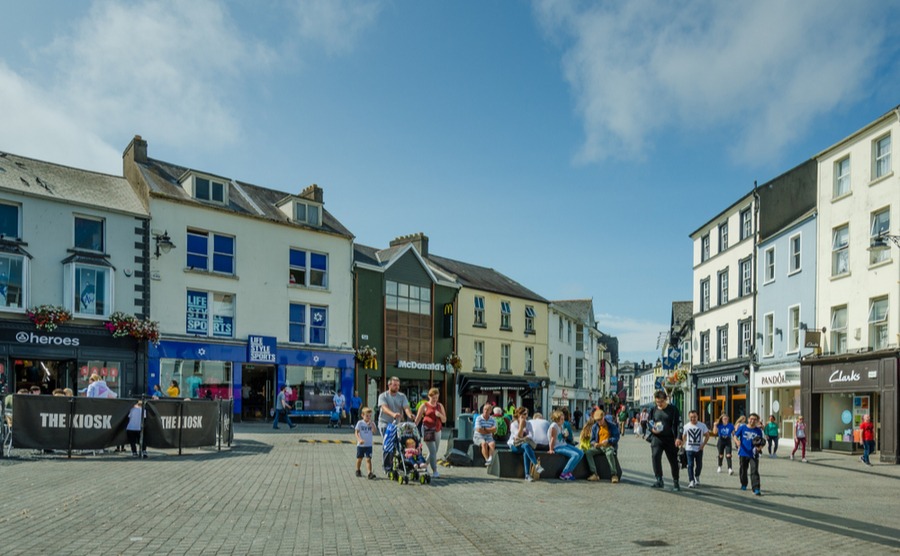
[426,475,432,484]
[402,476,409,485]
[420,474,427,484]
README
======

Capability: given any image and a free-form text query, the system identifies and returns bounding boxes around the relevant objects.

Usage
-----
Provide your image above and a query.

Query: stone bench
[486,447,621,480]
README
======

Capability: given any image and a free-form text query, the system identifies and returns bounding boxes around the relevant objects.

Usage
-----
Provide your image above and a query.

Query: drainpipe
[751,181,760,414]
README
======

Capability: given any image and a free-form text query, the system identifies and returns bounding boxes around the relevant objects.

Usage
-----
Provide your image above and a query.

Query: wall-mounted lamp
[756,332,764,340]
[775,328,783,337]
[154,231,176,258]
[869,232,900,250]
[799,322,808,331]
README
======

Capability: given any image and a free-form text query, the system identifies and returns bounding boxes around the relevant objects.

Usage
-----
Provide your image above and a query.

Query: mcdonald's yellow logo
[443,303,453,315]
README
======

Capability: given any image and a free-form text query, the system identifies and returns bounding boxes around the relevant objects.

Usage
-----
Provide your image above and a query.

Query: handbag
[423,427,436,442]
[513,435,536,448]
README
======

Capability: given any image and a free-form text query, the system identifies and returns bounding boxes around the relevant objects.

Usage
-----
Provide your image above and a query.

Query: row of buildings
[0,136,619,423]
[650,107,899,463]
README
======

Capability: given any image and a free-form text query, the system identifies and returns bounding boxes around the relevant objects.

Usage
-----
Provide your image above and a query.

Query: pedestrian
[529,412,551,451]
[126,400,148,459]
[272,385,296,430]
[166,380,180,398]
[790,415,807,462]
[377,376,414,436]
[583,406,621,483]
[333,389,347,428]
[647,390,683,491]
[473,403,497,466]
[350,389,363,425]
[859,414,875,466]
[85,373,115,398]
[548,410,583,481]
[713,413,735,475]
[152,384,166,398]
[682,409,710,488]
[573,408,583,429]
[508,406,542,482]
[618,406,628,436]
[735,413,765,495]
[764,415,779,458]
[414,387,446,478]
[354,407,377,479]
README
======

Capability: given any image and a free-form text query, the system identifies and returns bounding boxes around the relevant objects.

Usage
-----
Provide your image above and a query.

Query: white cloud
[289,0,383,55]
[534,0,889,165]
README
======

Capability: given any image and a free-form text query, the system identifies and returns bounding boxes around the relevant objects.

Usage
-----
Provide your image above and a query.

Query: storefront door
[241,364,275,421]
[14,359,77,394]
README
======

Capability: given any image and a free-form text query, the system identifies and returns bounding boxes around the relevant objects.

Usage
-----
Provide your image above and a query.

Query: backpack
[494,415,508,438]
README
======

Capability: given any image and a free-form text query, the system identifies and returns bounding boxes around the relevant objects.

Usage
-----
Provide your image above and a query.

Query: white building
[549,299,600,416]
[0,151,149,397]
[123,136,355,420]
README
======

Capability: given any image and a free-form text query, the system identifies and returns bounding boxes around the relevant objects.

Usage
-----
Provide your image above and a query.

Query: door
[14,359,77,394]
[241,364,275,421]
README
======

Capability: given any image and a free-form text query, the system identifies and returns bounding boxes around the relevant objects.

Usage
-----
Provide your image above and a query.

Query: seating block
[487,448,621,480]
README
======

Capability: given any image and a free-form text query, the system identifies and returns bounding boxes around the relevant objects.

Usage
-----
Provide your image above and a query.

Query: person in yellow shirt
[166,380,180,398]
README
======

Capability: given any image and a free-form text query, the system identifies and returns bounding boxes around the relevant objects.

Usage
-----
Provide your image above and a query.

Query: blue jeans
[273,408,294,429]
[509,443,537,476]
[686,449,704,482]
[553,444,584,475]
[863,440,875,463]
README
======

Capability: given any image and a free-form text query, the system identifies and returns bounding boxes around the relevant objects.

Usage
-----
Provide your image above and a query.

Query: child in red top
[860,414,875,466]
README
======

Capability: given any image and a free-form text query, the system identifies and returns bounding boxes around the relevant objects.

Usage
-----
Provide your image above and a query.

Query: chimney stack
[124,135,148,164]
[299,184,323,203]
[390,233,429,258]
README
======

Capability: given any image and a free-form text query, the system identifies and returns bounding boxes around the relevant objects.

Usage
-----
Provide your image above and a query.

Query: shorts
[473,433,494,446]
[356,446,373,459]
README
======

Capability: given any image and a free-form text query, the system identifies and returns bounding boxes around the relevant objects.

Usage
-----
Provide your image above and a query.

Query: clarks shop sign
[812,364,880,390]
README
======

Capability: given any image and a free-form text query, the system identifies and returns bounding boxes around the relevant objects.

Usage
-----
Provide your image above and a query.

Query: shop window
[289,248,328,288]
[74,216,104,252]
[160,359,232,400]
[285,365,338,411]
[830,306,847,354]
[65,263,111,317]
[78,361,121,396]
[186,290,234,338]
[868,297,889,350]
[0,253,25,310]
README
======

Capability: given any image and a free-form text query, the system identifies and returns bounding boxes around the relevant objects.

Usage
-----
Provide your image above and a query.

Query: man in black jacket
[647,390,683,491]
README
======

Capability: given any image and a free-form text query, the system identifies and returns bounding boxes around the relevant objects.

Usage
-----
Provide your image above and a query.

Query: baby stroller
[328,409,341,428]
[384,421,431,485]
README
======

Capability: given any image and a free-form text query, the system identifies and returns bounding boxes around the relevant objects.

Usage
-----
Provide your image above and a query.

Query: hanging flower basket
[104,312,160,346]
[26,305,72,331]
[667,368,688,385]
[355,345,378,369]
[447,352,462,372]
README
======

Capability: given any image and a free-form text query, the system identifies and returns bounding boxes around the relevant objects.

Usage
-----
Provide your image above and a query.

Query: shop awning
[457,374,535,393]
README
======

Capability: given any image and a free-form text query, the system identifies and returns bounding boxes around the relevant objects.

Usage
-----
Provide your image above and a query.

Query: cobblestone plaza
[1,425,898,555]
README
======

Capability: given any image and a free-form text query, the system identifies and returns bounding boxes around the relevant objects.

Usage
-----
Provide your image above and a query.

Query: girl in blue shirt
[713,414,735,475]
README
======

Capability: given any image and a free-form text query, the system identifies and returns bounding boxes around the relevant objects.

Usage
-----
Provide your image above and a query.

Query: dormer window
[183,173,228,204]
[294,201,321,227]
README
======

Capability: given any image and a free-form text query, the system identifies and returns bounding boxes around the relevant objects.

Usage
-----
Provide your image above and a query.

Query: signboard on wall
[853,395,870,428]
[247,335,277,363]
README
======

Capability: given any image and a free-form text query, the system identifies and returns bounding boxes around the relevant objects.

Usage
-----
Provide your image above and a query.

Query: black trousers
[350,407,360,424]
[739,455,760,491]
[650,436,680,480]
[126,429,145,454]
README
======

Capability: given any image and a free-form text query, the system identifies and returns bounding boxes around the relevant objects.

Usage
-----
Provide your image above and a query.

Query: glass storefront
[285,365,340,411]
[159,359,233,399]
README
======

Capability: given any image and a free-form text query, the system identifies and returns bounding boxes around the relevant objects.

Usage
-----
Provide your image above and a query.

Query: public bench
[486,447,621,480]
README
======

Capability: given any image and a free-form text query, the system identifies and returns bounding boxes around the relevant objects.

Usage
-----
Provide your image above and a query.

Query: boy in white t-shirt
[355,407,377,479]
[681,409,710,488]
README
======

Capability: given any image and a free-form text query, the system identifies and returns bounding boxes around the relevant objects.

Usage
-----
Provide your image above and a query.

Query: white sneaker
[694,477,700,485]
[525,474,534,482]
[432,470,440,478]
[728,468,734,475]
[717,466,721,473]
[688,480,695,488]
[801,458,807,463]
[790,454,794,460]
[485,458,492,466]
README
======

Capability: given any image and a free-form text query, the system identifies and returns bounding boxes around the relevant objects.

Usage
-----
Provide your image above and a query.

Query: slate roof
[552,299,595,324]
[427,253,548,303]
[135,156,353,239]
[671,301,693,329]
[0,151,146,217]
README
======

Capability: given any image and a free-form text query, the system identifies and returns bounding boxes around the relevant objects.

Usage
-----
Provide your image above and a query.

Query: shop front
[358,359,453,421]
[456,374,543,415]
[693,365,749,428]
[801,352,899,463]
[0,321,143,398]
[148,334,354,421]
[754,366,801,443]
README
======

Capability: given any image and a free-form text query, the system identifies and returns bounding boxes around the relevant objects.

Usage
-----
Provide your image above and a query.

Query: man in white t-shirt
[376,376,414,436]
[681,409,710,488]
[529,412,552,451]
[473,403,497,465]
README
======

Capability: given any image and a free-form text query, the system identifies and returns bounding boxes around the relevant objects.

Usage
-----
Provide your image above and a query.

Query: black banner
[10,395,222,452]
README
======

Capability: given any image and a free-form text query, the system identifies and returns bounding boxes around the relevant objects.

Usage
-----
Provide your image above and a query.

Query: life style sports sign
[12,396,220,451]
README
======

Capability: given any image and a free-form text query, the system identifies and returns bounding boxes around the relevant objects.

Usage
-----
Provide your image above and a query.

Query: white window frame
[191,175,227,204]
[832,225,849,277]
[500,343,511,371]
[294,201,321,226]
[474,296,485,325]
[681,340,691,363]
[500,301,511,330]
[525,305,535,333]
[524,346,534,374]
[739,318,752,357]
[764,313,774,357]
[186,290,235,338]
[474,341,485,370]
[789,233,802,275]
[557,314,563,340]
[740,208,752,241]
[0,252,27,311]
[65,262,113,319]
[868,297,889,350]
[719,222,729,252]
[874,134,891,180]
[289,248,328,288]
[717,326,728,361]
[700,331,709,364]
[700,278,710,312]
[787,305,801,354]
[764,247,775,283]
[718,269,729,305]
[701,234,710,262]
[831,306,848,354]
[834,156,850,198]
[870,208,891,266]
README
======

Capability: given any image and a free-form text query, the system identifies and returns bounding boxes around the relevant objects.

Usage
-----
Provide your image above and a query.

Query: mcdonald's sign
[442,303,454,338]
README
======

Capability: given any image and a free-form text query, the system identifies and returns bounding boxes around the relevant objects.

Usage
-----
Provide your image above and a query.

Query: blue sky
[1,1,899,364]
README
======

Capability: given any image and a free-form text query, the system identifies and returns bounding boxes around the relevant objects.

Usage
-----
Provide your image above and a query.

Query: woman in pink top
[790,415,807,462]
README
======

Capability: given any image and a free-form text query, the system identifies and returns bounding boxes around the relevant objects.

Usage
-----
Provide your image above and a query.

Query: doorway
[14,359,77,394]
[241,364,275,421]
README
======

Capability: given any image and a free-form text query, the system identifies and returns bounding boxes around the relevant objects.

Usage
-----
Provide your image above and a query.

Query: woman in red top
[415,387,446,477]
[860,414,875,466]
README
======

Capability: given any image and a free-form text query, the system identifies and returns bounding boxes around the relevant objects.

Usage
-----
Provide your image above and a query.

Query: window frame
[524,346,534,374]
[874,134,891,180]
[788,233,802,275]
[787,304,801,354]
[701,234,710,262]
[738,318,752,357]
[289,248,329,288]
[716,325,728,361]
[764,246,775,284]
[293,201,321,227]
[289,302,306,343]
[717,268,729,306]
[700,278,710,312]
[740,208,752,241]
[474,296,485,326]
[73,215,105,253]
[187,229,235,275]
[500,343,511,372]
[309,306,328,345]
[0,252,27,311]
[0,201,21,240]
[763,313,774,357]
[830,305,848,354]
[500,301,512,330]
[524,305,536,333]
[700,331,710,364]
[64,262,112,318]
[834,156,850,198]
[868,297,888,350]
[474,341,485,370]
[719,221,729,252]
[739,257,752,297]
[831,225,849,277]
[186,289,235,338]
[869,208,891,266]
